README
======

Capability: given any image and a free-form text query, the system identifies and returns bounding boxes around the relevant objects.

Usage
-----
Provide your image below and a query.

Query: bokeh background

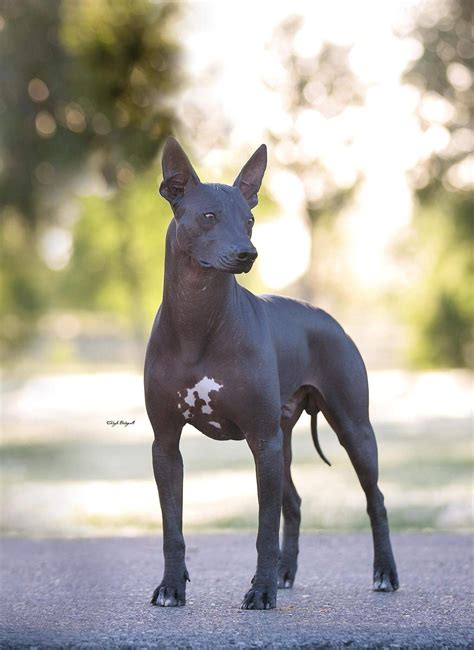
[1,0,472,537]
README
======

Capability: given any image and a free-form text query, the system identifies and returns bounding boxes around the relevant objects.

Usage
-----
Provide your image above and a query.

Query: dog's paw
[277,573,294,589]
[277,562,296,589]
[151,584,186,607]
[240,586,277,610]
[373,566,399,592]
[151,569,190,607]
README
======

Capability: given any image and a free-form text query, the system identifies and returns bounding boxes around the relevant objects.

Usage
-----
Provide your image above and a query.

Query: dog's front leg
[241,428,283,610]
[150,429,189,607]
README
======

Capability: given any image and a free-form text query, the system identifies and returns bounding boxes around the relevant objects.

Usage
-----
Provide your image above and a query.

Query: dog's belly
[190,416,245,441]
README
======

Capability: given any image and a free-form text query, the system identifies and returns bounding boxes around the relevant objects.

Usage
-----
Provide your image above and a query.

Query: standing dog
[144,137,399,610]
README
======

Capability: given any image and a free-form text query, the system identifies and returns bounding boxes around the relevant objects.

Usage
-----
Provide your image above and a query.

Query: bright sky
[180,0,431,291]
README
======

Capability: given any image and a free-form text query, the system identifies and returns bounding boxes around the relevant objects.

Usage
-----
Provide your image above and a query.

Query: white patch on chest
[209,421,221,429]
[179,376,223,419]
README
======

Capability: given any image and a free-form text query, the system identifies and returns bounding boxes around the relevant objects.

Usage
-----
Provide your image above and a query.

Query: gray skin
[144,137,399,611]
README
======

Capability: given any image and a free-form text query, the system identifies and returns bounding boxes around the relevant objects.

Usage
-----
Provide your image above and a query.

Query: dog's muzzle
[219,247,258,274]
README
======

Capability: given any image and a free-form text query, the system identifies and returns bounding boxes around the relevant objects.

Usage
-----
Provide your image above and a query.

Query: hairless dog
[144,137,399,610]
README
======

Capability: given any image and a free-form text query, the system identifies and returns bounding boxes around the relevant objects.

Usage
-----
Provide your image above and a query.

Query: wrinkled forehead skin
[174,183,251,220]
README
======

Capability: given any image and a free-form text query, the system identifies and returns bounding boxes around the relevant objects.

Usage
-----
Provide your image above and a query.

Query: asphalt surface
[1,533,472,649]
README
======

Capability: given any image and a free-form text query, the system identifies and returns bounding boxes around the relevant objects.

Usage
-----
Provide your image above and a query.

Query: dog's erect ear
[233,144,267,209]
[159,137,200,202]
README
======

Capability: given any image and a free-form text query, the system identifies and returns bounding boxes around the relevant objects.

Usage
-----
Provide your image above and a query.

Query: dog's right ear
[159,137,200,202]
[233,144,267,209]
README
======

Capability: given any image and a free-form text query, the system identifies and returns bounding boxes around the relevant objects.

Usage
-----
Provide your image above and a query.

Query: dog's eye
[247,216,255,226]
[203,212,216,220]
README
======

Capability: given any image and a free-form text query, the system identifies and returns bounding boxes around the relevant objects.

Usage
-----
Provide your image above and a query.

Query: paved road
[1,533,472,648]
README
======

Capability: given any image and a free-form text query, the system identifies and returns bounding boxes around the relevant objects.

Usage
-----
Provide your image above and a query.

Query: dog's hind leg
[313,329,399,591]
[278,419,302,589]
[278,392,307,589]
[339,419,398,590]
[322,397,399,591]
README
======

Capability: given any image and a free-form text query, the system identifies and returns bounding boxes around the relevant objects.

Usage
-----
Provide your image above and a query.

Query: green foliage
[60,0,180,186]
[401,0,474,367]
[0,210,51,357]
[0,0,181,225]
[0,0,182,357]
[405,191,473,368]
[59,169,168,338]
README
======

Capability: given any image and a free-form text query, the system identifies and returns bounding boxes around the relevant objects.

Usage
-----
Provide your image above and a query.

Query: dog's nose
[235,247,258,262]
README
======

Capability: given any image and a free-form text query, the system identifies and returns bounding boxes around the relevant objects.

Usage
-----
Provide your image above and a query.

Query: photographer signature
[106,419,135,427]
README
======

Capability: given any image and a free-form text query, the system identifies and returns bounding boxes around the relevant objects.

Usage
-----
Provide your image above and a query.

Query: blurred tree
[0,208,52,357]
[0,0,183,359]
[402,0,473,367]
[0,0,180,224]
[58,170,167,345]
[404,192,472,367]
[404,0,472,193]
[265,16,363,301]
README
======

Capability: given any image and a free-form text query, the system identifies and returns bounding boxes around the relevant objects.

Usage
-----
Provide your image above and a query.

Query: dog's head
[159,137,266,274]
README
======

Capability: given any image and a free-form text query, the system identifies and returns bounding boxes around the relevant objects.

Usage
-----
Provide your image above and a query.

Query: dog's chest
[176,374,244,441]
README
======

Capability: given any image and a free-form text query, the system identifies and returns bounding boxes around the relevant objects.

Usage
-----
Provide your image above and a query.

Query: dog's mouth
[218,256,255,274]
[198,258,255,274]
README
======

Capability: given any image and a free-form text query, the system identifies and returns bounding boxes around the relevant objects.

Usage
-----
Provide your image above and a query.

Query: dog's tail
[311,413,331,466]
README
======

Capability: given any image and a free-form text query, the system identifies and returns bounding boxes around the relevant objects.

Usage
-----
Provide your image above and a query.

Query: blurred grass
[1,413,472,536]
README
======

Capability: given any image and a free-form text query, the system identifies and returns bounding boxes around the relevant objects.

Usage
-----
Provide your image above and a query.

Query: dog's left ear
[233,144,267,209]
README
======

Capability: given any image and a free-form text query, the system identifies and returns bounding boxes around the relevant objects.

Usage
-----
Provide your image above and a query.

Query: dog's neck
[160,220,240,360]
